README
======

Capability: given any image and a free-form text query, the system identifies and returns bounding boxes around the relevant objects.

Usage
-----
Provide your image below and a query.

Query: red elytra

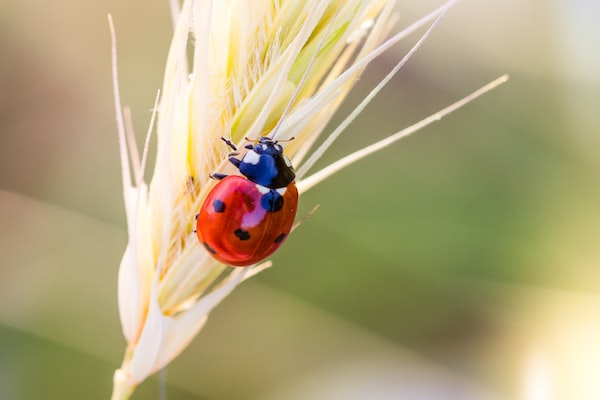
[196,175,298,266]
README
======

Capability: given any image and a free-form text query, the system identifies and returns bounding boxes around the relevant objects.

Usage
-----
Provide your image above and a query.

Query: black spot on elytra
[234,229,251,241]
[213,199,226,213]
[274,233,286,243]
[261,190,284,212]
[202,242,217,254]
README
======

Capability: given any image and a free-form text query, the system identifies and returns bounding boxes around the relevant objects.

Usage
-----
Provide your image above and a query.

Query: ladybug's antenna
[276,137,295,143]
[268,2,343,141]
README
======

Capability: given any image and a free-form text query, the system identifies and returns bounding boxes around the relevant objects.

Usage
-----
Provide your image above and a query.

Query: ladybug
[196,136,298,266]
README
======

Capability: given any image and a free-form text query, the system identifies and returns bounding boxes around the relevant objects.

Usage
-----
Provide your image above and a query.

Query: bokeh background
[1,0,600,399]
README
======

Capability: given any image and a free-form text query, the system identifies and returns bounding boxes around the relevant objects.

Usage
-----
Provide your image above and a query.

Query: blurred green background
[1,0,599,399]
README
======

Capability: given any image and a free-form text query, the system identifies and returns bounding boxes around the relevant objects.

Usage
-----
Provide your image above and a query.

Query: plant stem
[111,369,136,400]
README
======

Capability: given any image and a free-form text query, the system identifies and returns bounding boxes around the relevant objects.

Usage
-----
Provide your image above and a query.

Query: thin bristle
[298,74,510,193]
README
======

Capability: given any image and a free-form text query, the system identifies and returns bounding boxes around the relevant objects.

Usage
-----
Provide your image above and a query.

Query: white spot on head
[256,184,270,194]
[261,144,268,151]
[283,155,293,168]
[275,144,283,152]
[244,150,261,165]
[276,187,287,195]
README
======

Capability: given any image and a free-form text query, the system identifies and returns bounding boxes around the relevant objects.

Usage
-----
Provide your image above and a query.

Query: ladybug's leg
[221,137,238,151]
[221,137,237,151]
[228,156,241,169]
[193,213,198,233]
[211,137,242,179]
[221,137,240,159]
[210,173,228,180]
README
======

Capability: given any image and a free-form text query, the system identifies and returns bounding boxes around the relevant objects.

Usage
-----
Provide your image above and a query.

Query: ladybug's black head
[239,137,295,188]
[245,136,285,156]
